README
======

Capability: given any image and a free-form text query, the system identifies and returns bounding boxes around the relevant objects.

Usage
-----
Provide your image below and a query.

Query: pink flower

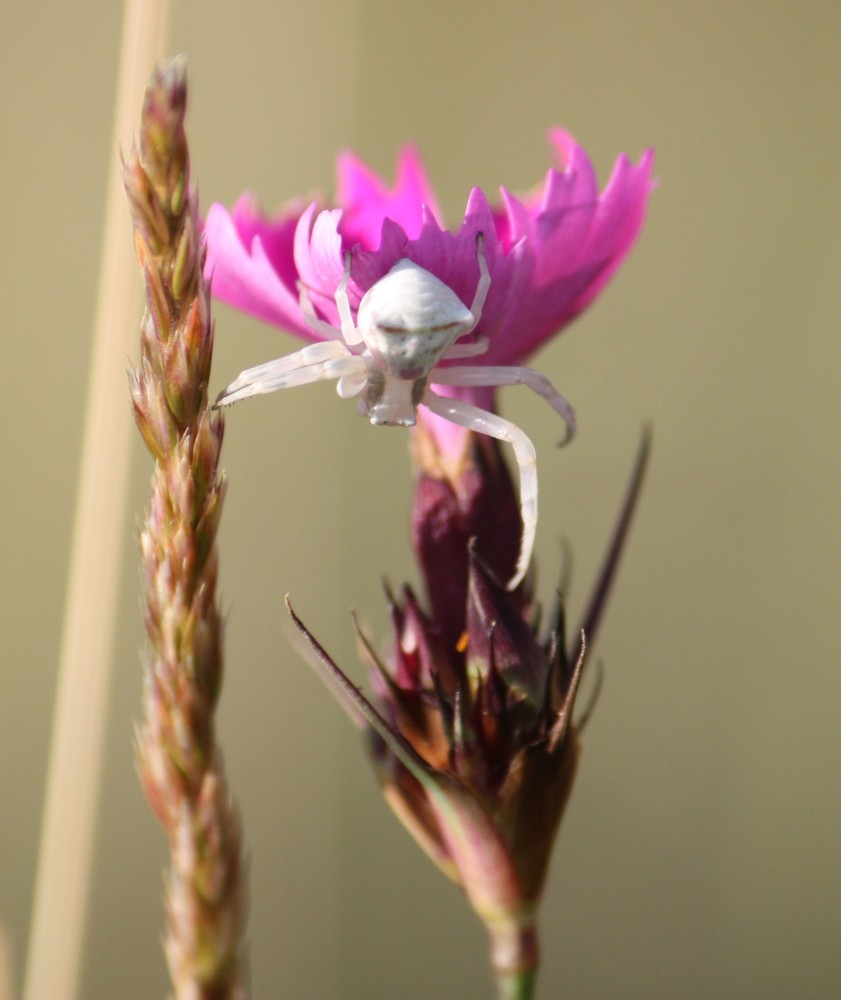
[204,129,654,379]
[206,130,655,994]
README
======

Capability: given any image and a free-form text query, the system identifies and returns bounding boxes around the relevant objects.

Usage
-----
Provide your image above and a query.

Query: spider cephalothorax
[215,236,574,589]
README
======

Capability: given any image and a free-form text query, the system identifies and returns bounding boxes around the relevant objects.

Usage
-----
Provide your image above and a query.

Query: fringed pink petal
[203,201,310,335]
[229,194,304,290]
[565,147,655,316]
[498,187,531,252]
[292,205,346,326]
[337,145,442,246]
[487,142,655,364]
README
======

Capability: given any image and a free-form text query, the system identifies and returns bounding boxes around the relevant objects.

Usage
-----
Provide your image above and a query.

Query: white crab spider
[215,235,575,590]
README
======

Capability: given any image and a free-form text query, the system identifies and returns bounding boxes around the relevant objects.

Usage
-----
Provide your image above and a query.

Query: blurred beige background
[1,1,839,998]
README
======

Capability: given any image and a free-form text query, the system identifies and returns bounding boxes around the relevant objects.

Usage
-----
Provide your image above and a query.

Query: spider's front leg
[421,389,537,591]
[334,252,362,345]
[214,340,366,408]
[468,232,491,327]
[297,252,363,347]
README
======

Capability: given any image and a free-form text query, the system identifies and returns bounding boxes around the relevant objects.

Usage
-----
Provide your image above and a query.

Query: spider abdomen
[357,259,474,379]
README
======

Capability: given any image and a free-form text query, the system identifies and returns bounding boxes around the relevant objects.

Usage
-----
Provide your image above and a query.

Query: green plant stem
[495,967,537,1000]
[488,915,539,1000]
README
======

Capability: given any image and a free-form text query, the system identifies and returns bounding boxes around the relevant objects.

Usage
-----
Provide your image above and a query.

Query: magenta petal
[392,146,443,234]
[567,148,655,315]
[304,209,346,291]
[290,204,347,324]
[337,145,442,246]
[546,127,579,169]
[498,188,530,251]
[204,200,311,335]
[405,213,452,283]
[535,180,596,277]
[492,144,654,364]
[528,148,654,340]
[335,151,392,247]
[350,217,411,295]
[540,138,599,216]
[230,194,303,290]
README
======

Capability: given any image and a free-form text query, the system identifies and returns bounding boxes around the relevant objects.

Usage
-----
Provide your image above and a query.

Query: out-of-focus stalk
[22,5,170,1000]
[0,923,11,1000]
[125,60,246,999]
[494,965,537,1000]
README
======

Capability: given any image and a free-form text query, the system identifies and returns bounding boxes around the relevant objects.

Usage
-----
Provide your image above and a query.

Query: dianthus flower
[206,132,654,999]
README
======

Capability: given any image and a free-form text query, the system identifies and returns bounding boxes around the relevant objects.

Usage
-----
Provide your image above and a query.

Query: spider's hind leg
[421,388,537,591]
[430,364,576,444]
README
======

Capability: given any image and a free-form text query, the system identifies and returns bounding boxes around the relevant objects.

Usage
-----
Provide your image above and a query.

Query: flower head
[208,125,654,996]
[204,130,653,414]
